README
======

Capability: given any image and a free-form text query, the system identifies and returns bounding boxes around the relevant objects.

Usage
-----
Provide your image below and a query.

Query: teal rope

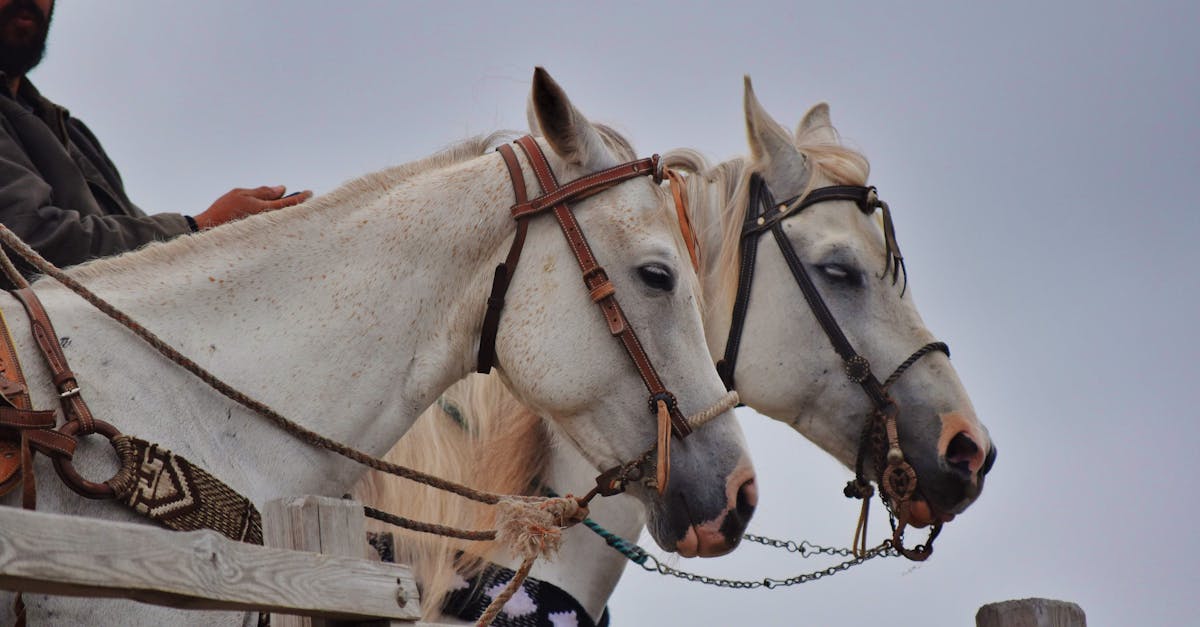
[543,487,649,566]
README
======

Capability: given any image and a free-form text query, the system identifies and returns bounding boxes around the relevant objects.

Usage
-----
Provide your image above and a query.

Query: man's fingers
[264,190,313,210]
[245,185,287,200]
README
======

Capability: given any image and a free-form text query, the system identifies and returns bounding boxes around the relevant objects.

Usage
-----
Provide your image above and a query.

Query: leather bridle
[477,135,708,498]
[715,173,949,561]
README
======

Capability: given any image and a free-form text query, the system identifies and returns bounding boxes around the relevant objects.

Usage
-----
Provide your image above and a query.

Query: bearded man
[0,0,310,278]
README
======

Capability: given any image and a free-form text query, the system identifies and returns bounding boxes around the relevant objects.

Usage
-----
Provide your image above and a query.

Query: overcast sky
[29,2,1200,625]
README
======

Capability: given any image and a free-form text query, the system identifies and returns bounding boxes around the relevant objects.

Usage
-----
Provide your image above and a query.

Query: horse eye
[817,263,863,287]
[638,264,676,292]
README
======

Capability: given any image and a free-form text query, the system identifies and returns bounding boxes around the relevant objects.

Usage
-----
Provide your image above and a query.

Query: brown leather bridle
[477,135,698,498]
[715,173,949,561]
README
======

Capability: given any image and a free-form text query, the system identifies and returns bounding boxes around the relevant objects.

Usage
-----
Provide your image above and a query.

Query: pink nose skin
[938,411,989,480]
[676,464,757,558]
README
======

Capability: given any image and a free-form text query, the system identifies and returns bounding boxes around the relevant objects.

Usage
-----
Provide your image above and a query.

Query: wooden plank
[977,598,1086,627]
[0,505,421,621]
[264,496,389,627]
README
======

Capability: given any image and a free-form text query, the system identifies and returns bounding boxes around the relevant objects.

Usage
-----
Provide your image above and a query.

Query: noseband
[716,173,949,561]
[478,136,728,499]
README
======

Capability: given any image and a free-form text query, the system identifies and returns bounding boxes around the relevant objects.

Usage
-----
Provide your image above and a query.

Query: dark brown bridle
[477,135,698,497]
[715,173,949,561]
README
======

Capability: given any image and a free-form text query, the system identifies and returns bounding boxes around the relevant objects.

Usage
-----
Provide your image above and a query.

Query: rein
[715,174,949,561]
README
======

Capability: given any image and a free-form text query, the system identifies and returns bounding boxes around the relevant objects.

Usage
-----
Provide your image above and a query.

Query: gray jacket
[0,77,190,276]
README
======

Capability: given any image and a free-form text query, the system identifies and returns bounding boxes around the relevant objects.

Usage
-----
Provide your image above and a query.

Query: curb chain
[636,535,899,590]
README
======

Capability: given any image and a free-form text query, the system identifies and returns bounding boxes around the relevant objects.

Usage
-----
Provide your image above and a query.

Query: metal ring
[647,391,677,416]
[51,419,125,500]
[652,155,665,184]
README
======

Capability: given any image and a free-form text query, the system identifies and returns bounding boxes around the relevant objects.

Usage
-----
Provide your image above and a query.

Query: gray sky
[30,1,1200,625]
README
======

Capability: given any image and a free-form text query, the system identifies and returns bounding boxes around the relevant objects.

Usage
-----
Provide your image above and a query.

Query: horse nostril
[719,478,757,544]
[945,432,980,477]
[736,478,757,520]
[980,444,997,478]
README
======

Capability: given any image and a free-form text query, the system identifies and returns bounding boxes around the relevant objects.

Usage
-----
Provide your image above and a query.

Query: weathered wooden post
[264,495,418,627]
[976,598,1086,627]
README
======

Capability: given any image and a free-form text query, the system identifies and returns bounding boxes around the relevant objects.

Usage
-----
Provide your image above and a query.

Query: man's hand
[193,185,313,230]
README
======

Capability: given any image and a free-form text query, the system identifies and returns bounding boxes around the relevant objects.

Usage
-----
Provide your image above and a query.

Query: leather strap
[719,176,896,404]
[715,176,766,391]
[0,306,31,497]
[509,156,661,220]
[13,287,98,435]
[476,143,533,373]
[512,135,690,438]
[665,169,700,272]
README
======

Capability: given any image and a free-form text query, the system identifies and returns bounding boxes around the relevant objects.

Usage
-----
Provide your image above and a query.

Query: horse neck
[41,154,514,489]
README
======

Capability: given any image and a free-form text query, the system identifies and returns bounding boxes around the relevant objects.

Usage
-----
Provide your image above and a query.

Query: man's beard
[0,0,52,78]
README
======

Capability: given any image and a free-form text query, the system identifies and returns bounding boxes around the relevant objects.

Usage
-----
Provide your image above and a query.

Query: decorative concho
[881,461,917,502]
[843,355,871,383]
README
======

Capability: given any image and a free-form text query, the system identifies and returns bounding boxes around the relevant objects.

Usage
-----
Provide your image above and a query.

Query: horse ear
[796,102,839,144]
[525,101,542,138]
[744,76,806,191]
[528,67,618,170]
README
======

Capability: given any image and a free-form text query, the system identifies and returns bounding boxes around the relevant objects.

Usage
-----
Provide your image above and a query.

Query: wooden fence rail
[0,497,1085,626]
[0,497,422,623]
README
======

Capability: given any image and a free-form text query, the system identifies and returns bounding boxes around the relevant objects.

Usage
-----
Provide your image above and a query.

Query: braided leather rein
[716,174,949,561]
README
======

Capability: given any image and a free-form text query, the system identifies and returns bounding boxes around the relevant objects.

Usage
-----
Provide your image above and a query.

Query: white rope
[686,390,740,430]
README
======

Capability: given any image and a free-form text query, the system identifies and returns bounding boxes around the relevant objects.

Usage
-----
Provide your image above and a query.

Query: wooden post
[976,598,1086,627]
[264,496,417,627]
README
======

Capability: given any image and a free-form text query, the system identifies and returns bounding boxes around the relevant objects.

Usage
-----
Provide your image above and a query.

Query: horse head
[713,78,994,526]
[492,69,755,556]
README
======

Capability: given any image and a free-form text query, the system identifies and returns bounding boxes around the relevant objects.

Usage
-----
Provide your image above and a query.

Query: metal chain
[637,536,899,590]
[547,480,902,591]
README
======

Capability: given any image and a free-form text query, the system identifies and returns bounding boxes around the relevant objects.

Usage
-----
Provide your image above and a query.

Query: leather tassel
[852,494,870,558]
[655,399,671,496]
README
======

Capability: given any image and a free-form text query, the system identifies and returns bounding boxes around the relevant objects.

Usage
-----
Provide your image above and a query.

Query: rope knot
[493,496,585,561]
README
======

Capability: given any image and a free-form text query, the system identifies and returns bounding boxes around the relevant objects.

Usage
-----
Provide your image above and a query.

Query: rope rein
[0,222,735,626]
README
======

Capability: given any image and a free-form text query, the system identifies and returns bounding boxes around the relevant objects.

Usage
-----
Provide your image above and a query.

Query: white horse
[355,79,996,625]
[0,69,755,626]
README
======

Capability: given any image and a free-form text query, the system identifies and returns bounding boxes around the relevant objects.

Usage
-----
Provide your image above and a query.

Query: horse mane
[352,372,550,621]
[60,131,517,286]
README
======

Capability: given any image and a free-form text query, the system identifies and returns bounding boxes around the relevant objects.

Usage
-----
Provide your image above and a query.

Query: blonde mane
[352,373,550,620]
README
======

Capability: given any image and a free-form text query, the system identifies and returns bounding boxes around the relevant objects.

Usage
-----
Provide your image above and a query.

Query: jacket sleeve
[0,122,191,269]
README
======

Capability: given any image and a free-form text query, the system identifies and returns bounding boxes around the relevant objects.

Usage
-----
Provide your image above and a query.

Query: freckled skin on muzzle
[646,452,757,557]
